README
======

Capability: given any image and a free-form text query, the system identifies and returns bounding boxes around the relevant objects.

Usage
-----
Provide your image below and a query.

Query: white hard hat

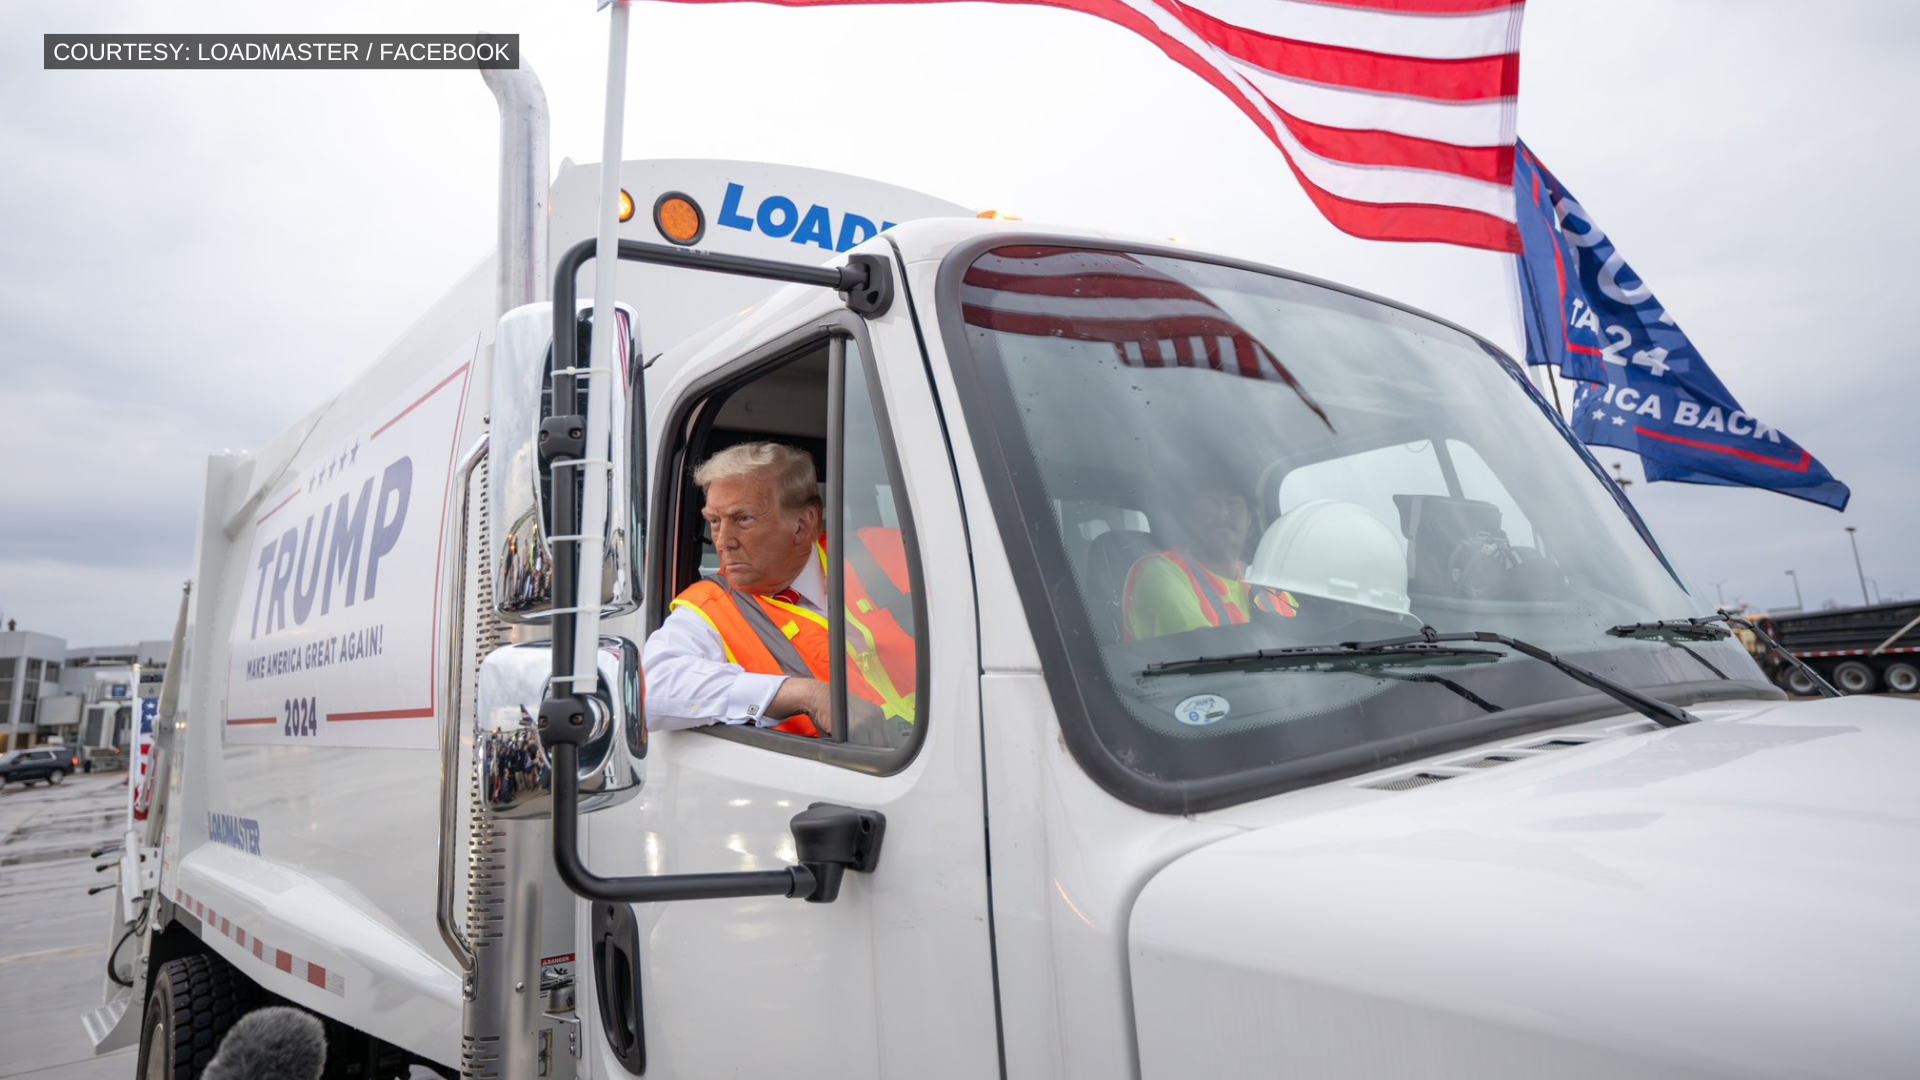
[1245,499,1411,616]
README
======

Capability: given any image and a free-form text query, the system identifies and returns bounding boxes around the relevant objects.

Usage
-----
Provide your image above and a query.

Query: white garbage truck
[88,26,1918,1080]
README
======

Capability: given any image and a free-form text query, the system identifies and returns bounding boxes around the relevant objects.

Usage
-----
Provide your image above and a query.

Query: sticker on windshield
[1174,694,1230,726]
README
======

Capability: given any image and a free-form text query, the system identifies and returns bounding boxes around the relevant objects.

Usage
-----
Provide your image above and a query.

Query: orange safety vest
[1121,550,1297,643]
[668,534,917,738]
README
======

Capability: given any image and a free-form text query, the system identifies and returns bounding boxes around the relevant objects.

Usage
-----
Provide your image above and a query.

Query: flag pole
[570,0,632,695]
[1503,252,1563,418]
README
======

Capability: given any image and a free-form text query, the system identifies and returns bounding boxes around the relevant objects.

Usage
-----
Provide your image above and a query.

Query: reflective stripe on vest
[1122,550,1299,641]
[667,537,916,734]
[769,541,916,724]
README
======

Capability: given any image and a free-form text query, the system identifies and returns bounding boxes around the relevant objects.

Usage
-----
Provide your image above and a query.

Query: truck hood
[1129,696,1920,1079]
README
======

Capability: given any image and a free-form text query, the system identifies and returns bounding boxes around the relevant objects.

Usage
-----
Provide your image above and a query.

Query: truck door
[580,312,997,1078]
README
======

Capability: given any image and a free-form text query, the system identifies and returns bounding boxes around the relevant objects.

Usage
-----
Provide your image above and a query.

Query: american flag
[652,0,1527,252]
[961,245,1331,425]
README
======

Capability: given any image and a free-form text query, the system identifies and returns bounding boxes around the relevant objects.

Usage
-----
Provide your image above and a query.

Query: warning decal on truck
[224,340,475,749]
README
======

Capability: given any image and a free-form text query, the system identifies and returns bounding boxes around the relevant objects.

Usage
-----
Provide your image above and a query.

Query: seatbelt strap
[715,577,812,679]
[843,533,915,638]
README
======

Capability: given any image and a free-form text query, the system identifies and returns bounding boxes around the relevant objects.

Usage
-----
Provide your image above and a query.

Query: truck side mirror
[489,302,643,623]
[476,638,643,818]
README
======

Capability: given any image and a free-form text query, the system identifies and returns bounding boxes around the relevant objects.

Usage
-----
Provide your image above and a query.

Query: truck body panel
[137,162,977,1070]
[1130,694,1920,1078]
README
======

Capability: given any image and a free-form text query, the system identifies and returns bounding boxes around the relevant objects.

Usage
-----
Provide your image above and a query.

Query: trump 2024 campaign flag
[644,0,1530,252]
[1512,141,1850,510]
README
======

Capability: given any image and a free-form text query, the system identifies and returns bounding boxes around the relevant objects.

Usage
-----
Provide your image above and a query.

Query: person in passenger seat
[641,442,912,745]
[1122,484,1298,641]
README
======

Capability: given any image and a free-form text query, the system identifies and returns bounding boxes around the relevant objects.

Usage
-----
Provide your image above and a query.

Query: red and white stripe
[961,245,1329,423]
[659,0,1526,251]
[1794,647,1919,659]
[176,887,347,997]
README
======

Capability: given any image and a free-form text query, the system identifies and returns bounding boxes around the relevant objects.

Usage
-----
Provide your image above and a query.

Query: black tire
[1885,662,1920,695]
[48,769,65,786]
[1833,660,1877,695]
[1782,666,1819,696]
[136,954,261,1080]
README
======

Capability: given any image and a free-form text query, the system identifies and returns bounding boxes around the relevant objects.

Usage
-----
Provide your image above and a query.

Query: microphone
[202,1007,328,1080]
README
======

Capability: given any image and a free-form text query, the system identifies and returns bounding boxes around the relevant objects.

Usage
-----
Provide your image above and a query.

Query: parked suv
[0,746,78,787]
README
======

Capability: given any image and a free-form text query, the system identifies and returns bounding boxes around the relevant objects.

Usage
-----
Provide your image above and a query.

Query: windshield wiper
[1604,618,1733,680]
[1400,627,1697,727]
[1209,626,1698,727]
[1145,643,1508,713]
[1145,642,1503,677]
[1606,617,1732,642]
[1147,625,1700,727]
[1611,612,1839,698]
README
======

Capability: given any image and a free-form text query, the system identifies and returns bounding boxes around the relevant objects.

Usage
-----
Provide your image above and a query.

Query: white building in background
[61,640,171,749]
[0,630,169,750]
[0,629,67,750]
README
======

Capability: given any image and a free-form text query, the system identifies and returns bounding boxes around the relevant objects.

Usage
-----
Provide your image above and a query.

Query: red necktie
[768,588,801,606]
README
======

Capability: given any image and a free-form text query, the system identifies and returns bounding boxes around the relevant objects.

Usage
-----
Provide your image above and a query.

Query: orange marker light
[976,209,1023,221]
[653,192,704,246]
[617,189,636,223]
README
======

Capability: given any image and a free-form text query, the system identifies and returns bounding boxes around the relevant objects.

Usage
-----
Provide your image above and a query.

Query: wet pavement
[1,771,136,1078]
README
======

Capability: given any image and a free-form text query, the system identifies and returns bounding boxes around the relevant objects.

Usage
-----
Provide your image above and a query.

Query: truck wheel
[136,954,260,1080]
[1885,662,1920,695]
[1832,661,1877,695]
[1782,666,1820,696]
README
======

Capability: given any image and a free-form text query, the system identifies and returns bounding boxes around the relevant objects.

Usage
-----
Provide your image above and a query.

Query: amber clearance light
[617,189,636,223]
[653,192,704,246]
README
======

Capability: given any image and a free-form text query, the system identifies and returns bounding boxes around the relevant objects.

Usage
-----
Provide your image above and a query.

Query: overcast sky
[2,0,1915,646]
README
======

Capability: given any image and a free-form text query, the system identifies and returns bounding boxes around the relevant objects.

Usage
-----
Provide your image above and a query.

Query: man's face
[702,473,819,594]
[1185,488,1251,564]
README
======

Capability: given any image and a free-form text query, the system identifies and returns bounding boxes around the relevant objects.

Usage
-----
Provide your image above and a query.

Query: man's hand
[767,677,894,745]
[768,677,833,732]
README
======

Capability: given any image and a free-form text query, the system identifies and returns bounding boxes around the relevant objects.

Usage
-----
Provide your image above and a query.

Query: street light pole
[1845,527,1870,605]
[1710,579,1729,606]
[1786,569,1803,610]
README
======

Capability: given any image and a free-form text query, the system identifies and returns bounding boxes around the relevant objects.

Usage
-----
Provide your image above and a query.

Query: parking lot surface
[1,771,135,1078]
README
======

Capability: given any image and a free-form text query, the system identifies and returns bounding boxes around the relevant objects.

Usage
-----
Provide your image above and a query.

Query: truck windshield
[943,243,1770,810]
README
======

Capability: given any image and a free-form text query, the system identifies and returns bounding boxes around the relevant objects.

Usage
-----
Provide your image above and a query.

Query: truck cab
[94,88,1919,1080]
[559,217,1916,1079]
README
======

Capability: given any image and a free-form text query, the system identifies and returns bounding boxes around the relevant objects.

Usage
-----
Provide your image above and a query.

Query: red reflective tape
[275,950,293,974]
[253,938,266,960]
[307,963,329,990]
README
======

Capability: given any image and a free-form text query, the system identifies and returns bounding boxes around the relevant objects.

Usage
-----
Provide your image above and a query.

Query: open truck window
[658,329,927,767]
[941,242,1770,811]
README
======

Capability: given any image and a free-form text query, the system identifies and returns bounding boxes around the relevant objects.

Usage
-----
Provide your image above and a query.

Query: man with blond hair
[641,442,908,744]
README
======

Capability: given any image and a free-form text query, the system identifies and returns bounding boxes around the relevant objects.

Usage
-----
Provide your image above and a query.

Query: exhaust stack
[482,61,550,317]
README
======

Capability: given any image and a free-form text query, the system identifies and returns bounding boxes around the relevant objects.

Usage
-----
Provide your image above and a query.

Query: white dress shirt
[641,555,828,730]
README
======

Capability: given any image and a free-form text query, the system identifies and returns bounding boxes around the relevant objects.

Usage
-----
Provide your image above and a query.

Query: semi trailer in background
[1748,600,1920,695]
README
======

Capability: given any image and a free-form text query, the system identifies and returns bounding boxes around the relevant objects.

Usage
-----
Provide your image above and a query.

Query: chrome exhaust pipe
[482,60,550,317]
